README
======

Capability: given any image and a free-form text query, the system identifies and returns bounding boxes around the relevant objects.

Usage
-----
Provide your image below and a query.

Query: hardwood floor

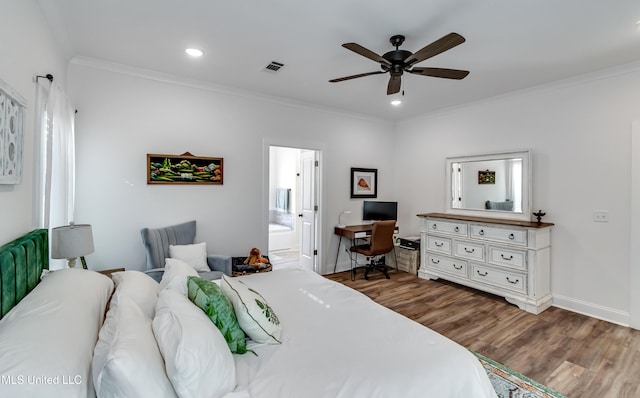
[325,270,640,398]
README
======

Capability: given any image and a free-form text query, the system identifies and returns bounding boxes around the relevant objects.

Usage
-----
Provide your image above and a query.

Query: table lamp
[51,223,94,269]
[337,210,351,228]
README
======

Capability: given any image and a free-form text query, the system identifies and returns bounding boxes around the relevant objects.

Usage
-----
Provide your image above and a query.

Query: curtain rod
[36,74,54,82]
[35,74,78,114]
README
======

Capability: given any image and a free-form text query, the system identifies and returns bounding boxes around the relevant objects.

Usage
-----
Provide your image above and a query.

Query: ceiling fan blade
[329,71,386,83]
[342,43,391,66]
[404,33,466,66]
[409,67,470,80]
[387,75,401,95]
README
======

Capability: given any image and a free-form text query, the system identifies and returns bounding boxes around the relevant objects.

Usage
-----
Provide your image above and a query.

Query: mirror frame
[445,150,532,221]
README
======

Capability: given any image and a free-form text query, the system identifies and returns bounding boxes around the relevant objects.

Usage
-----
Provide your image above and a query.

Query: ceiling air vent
[263,61,285,73]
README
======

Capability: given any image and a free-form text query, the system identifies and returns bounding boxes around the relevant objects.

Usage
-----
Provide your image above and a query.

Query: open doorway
[268,145,320,272]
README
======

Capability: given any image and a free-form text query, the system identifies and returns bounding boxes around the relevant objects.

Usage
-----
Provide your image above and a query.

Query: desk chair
[349,220,398,280]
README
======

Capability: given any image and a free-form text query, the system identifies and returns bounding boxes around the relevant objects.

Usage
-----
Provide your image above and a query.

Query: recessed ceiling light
[390,99,402,106]
[185,48,204,57]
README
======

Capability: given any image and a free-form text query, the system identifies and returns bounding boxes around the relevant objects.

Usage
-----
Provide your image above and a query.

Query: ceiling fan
[329,33,469,95]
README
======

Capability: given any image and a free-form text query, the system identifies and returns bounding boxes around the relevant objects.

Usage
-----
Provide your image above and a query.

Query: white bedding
[231,268,496,398]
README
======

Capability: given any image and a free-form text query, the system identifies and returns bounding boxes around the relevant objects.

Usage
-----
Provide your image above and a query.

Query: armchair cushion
[169,242,208,272]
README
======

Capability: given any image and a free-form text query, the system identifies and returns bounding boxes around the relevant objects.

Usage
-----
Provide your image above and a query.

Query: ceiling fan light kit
[185,48,204,57]
[330,33,469,95]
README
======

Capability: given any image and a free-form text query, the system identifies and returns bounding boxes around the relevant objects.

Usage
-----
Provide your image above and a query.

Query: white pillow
[169,242,209,272]
[0,269,113,398]
[220,275,282,344]
[93,296,177,398]
[159,258,198,296]
[152,288,236,398]
[111,270,160,318]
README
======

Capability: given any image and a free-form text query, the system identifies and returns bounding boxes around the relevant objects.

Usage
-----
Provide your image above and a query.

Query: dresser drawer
[453,240,484,261]
[426,254,468,277]
[426,235,452,255]
[425,219,468,237]
[488,246,527,270]
[471,264,527,294]
[469,224,527,245]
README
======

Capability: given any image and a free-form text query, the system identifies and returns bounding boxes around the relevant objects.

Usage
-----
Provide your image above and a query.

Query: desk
[333,224,399,273]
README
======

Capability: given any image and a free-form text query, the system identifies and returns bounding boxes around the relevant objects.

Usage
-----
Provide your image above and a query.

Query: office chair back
[368,220,396,255]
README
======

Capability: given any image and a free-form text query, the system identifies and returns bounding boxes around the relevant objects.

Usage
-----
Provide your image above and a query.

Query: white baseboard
[552,294,630,327]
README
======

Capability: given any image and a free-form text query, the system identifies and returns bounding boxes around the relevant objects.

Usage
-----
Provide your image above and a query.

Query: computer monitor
[362,201,398,222]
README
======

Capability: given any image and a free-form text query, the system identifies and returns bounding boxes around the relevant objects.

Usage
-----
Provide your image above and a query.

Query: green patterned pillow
[187,276,248,354]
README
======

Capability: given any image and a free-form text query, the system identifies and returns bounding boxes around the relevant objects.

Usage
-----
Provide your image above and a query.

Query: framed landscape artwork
[350,167,377,198]
[478,170,496,185]
[147,152,223,185]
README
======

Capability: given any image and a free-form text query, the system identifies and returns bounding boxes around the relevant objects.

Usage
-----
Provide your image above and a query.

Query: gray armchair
[141,220,232,282]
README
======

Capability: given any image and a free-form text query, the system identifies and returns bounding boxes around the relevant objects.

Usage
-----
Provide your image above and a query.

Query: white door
[299,150,317,271]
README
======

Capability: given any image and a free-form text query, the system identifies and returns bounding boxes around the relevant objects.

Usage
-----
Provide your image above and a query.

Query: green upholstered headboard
[0,229,48,319]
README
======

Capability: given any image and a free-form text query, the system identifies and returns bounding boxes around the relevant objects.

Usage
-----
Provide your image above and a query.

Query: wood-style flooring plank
[325,270,640,398]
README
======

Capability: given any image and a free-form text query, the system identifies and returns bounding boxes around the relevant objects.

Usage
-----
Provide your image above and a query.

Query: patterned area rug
[472,351,566,398]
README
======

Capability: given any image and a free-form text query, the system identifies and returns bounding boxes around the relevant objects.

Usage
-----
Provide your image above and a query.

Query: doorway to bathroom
[268,145,320,272]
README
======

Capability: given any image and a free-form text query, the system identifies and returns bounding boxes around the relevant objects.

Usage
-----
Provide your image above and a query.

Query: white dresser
[418,213,553,314]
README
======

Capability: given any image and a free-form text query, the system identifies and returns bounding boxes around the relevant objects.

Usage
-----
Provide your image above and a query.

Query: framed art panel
[147,152,223,185]
[478,170,496,184]
[350,167,377,198]
[0,77,26,185]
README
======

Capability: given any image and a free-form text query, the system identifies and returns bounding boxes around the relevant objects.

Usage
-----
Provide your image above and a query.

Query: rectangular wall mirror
[445,150,532,221]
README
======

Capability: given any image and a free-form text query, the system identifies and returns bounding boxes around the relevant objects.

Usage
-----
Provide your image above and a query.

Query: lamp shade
[51,224,95,259]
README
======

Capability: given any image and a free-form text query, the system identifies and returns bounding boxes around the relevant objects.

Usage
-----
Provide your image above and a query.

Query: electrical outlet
[593,211,609,222]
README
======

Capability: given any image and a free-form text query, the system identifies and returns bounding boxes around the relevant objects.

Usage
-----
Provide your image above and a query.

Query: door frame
[631,121,640,329]
[263,137,324,273]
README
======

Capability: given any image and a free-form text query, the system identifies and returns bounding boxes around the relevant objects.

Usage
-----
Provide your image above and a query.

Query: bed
[0,229,496,398]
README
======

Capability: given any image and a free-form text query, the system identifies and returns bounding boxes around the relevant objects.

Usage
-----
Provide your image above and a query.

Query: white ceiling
[37,0,640,121]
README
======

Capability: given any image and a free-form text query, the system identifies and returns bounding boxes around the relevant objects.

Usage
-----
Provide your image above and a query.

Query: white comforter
[232,267,496,398]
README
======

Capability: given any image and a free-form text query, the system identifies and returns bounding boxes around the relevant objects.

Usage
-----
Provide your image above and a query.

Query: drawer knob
[478,229,485,236]
[431,258,440,265]
[501,254,513,260]
[453,264,463,270]
[476,270,488,277]
[431,224,437,229]
[506,277,519,284]
[464,247,475,253]
[435,242,444,247]
[454,226,459,232]
[508,233,515,240]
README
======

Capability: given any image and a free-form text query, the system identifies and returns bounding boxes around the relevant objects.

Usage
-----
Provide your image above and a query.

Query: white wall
[394,65,640,325]
[0,0,68,243]
[68,60,395,274]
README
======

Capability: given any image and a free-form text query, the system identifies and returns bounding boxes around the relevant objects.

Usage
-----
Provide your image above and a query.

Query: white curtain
[34,80,76,269]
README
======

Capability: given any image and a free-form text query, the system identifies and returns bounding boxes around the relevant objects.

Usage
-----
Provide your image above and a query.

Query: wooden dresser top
[417,212,554,228]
